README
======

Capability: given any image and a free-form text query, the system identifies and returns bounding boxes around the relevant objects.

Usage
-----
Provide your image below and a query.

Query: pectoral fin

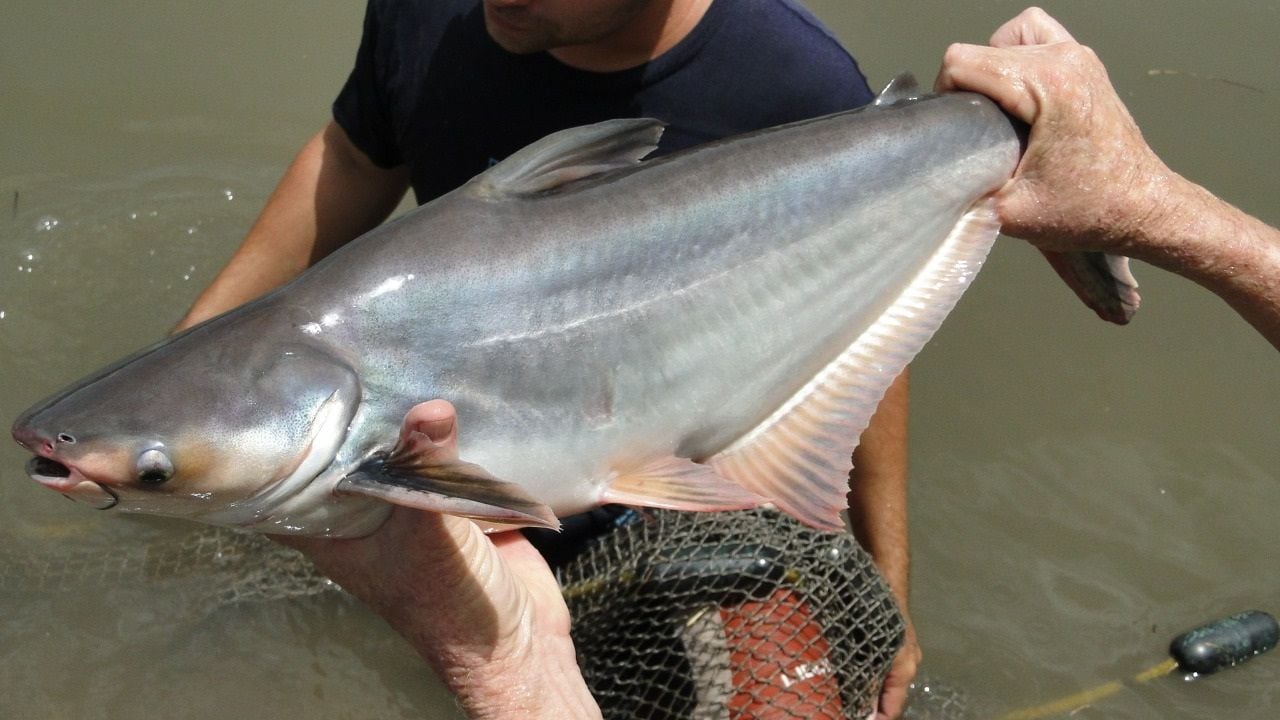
[337,426,557,529]
[600,456,765,512]
[338,462,559,529]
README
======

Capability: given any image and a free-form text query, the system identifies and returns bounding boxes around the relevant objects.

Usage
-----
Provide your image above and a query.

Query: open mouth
[25,456,118,510]
[28,456,71,479]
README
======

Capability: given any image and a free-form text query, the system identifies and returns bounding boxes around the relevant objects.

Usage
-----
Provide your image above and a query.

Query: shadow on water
[1,1,1277,718]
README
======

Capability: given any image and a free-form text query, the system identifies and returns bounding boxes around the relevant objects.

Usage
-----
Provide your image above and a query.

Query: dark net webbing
[6,511,974,717]
[559,508,907,720]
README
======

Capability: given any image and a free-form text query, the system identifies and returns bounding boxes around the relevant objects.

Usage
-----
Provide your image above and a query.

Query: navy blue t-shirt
[334,0,874,204]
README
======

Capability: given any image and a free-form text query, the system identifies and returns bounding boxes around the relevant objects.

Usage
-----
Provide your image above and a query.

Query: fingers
[934,7,1079,125]
[877,658,916,718]
[935,43,1041,124]
[933,7,1171,263]
[390,399,462,467]
[876,622,921,719]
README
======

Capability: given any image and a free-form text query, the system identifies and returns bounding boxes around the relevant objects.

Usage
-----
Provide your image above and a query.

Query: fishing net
[3,510,967,718]
[0,523,335,608]
[560,508,907,720]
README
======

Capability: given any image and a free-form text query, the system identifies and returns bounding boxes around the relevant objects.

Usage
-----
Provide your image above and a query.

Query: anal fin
[710,197,1007,532]
[600,456,765,513]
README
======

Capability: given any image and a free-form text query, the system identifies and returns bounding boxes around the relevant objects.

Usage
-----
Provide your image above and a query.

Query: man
[177,1,919,717]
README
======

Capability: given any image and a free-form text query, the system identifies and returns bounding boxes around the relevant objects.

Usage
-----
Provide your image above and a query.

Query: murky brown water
[2,1,1276,718]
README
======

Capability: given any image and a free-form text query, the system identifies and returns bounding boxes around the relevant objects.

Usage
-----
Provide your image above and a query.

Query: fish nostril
[41,441,55,455]
[56,433,76,444]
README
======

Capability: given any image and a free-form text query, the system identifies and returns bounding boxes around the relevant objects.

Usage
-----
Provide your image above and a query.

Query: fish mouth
[25,456,119,510]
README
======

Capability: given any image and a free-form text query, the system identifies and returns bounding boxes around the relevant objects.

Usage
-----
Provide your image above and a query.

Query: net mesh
[0,525,335,608]
[559,508,907,720]
[4,511,970,717]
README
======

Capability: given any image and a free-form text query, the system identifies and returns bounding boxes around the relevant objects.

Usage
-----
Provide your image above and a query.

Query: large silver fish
[11,76,1138,536]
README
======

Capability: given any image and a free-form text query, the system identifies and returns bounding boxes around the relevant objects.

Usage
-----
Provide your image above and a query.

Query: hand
[877,618,920,719]
[933,8,1173,260]
[274,400,600,720]
[935,8,1280,349]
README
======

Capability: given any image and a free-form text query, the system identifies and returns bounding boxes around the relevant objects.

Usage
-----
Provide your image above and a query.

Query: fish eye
[136,448,174,486]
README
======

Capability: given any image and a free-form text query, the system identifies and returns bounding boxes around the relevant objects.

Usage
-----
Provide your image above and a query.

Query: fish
[10,75,1139,536]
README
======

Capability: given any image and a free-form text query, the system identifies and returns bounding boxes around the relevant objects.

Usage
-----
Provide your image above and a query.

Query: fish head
[12,329,360,523]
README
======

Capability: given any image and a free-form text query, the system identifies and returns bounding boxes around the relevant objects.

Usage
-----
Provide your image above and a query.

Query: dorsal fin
[472,118,665,198]
[873,72,924,107]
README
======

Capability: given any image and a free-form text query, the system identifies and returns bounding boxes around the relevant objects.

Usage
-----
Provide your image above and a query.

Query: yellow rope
[996,658,1179,720]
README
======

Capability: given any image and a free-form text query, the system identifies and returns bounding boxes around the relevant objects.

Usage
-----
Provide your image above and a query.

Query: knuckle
[940,42,971,66]
[1023,6,1050,22]
[1059,42,1101,68]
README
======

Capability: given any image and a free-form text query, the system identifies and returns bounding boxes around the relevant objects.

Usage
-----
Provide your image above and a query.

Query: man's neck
[549,0,713,73]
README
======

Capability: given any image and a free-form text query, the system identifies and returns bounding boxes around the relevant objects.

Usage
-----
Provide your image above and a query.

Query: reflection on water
[2,1,1277,718]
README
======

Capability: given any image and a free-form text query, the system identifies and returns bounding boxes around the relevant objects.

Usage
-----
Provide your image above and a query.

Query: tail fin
[1041,250,1141,324]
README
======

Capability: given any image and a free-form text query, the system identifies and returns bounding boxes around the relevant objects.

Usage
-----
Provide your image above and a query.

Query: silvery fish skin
[10,78,1136,537]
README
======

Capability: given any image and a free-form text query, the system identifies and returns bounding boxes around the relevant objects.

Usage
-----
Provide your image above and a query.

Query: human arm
[276,402,602,720]
[848,369,917,719]
[175,119,410,330]
[935,7,1280,350]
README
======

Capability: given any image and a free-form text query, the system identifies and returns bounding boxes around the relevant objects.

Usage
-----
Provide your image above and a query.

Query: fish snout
[11,423,53,455]
[14,426,118,510]
[12,422,82,460]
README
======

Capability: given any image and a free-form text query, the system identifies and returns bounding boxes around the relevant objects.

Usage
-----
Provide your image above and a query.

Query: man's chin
[483,11,553,54]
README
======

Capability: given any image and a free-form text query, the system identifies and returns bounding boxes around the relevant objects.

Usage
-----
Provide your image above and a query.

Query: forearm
[847,370,917,716]
[176,120,409,330]
[1134,173,1280,350]
[435,631,601,720]
[847,369,909,604]
[393,522,600,720]
[285,509,602,720]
